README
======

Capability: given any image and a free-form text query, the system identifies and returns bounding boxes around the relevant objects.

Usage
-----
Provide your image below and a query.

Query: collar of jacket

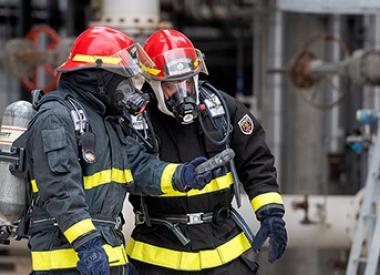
[57,71,108,116]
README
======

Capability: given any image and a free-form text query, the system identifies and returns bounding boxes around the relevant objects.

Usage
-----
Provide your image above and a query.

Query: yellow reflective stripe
[83,168,133,190]
[73,54,122,65]
[63,219,96,244]
[31,179,39,193]
[194,59,199,68]
[161,172,233,197]
[127,232,251,271]
[139,62,161,76]
[251,192,284,212]
[32,244,127,271]
[32,169,133,193]
[160,163,180,194]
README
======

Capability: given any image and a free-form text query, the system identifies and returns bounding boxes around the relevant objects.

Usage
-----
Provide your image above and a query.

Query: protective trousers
[30,263,138,275]
[130,248,259,275]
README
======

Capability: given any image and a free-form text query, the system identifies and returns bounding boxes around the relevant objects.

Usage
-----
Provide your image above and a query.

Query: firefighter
[25,26,223,275]
[127,29,287,274]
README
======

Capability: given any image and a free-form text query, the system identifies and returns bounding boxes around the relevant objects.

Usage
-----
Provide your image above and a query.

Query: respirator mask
[112,79,149,116]
[162,78,198,124]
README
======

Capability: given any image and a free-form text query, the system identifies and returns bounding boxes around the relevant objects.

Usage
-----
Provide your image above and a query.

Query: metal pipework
[293,49,380,87]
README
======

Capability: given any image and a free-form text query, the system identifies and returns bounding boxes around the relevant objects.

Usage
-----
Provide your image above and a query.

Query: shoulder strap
[32,89,96,164]
[198,81,230,143]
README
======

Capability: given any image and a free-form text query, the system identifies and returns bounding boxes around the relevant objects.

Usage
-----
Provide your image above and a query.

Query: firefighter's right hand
[172,156,226,192]
[77,237,110,275]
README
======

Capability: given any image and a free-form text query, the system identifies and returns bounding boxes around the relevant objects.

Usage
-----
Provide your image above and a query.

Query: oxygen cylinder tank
[0,101,35,224]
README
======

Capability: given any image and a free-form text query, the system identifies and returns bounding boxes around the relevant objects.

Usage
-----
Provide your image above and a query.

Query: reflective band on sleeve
[63,219,96,244]
[161,172,233,197]
[251,192,284,212]
[83,168,133,190]
[127,232,251,271]
[160,163,180,194]
[73,54,122,65]
[31,179,39,193]
[31,169,133,194]
[31,244,127,271]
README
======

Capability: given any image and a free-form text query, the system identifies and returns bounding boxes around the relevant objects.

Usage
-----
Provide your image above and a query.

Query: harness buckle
[186,212,204,225]
[135,212,145,225]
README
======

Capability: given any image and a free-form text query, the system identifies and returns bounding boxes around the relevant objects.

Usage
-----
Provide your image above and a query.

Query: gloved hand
[172,156,227,192]
[76,237,110,275]
[252,204,287,263]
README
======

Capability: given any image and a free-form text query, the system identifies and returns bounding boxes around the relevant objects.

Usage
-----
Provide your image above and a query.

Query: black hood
[58,70,125,116]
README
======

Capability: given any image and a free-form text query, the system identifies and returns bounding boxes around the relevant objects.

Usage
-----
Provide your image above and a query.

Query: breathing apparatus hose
[198,84,242,207]
[120,112,157,153]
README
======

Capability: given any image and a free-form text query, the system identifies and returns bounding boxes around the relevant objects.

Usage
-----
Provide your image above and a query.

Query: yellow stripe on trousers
[126,232,251,271]
[32,244,127,271]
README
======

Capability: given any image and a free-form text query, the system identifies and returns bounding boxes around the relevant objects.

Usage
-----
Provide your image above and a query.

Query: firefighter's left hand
[252,204,287,263]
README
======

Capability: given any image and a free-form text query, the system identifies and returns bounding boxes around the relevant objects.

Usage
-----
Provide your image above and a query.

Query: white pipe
[373,14,380,110]
[363,15,374,109]
[267,3,284,180]
[328,15,342,153]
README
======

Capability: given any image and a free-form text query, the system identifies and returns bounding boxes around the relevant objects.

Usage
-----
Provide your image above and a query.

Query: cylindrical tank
[92,0,160,36]
[0,101,35,224]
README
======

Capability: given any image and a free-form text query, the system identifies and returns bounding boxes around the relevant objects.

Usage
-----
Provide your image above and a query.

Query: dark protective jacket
[26,73,179,273]
[127,82,283,271]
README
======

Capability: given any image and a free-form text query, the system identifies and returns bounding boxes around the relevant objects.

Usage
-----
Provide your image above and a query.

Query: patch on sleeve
[238,114,254,135]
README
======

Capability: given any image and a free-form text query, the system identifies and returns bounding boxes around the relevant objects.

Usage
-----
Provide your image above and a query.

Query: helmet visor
[139,48,208,81]
[97,45,142,78]
[161,79,196,101]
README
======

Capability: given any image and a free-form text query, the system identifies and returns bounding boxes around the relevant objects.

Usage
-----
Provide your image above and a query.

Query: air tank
[0,101,35,223]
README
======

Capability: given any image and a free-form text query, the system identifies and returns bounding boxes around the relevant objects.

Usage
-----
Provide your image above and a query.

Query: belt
[135,206,231,226]
[134,206,232,246]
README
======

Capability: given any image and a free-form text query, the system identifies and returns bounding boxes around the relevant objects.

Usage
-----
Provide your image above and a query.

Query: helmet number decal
[238,114,254,135]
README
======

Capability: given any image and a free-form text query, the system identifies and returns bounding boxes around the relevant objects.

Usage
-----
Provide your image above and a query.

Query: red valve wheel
[21,25,61,93]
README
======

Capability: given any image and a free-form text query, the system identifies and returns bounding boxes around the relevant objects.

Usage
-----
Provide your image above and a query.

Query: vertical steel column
[327,15,342,153]
[373,14,380,109]
[267,0,284,180]
[252,1,262,118]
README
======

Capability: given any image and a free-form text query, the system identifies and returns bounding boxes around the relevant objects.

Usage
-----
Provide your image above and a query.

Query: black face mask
[96,73,148,116]
[114,80,150,116]
[163,80,198,124]
[166,93,198,124]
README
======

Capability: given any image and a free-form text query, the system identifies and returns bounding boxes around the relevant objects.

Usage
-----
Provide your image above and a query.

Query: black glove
[172,156,227,192]
[76,237,110,275]
[252,204,287,263]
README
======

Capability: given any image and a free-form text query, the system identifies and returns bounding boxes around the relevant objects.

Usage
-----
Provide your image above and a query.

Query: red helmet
[57,26,140,78]
[140,29,208,81]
